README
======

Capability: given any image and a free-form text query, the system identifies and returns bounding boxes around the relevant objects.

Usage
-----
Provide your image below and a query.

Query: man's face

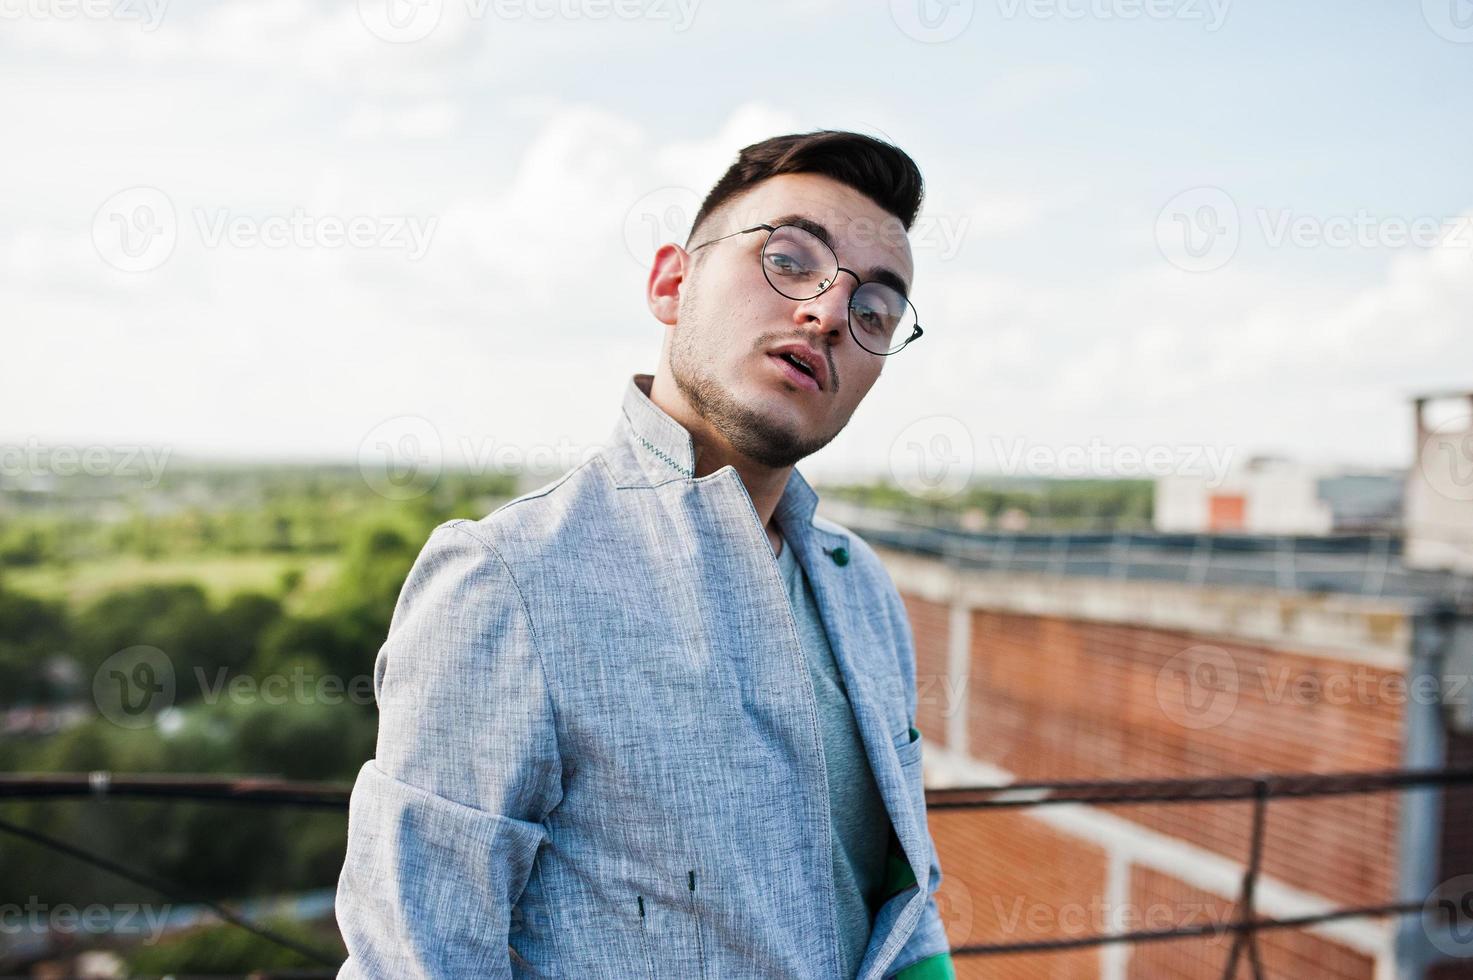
[661,172,915,470]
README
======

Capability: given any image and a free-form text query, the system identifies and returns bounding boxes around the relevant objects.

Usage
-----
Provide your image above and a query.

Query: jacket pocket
[630,869,707,980]
[894,723,923,767]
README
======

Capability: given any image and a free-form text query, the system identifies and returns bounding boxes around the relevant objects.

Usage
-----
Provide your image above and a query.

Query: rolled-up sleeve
[335,520,563,980]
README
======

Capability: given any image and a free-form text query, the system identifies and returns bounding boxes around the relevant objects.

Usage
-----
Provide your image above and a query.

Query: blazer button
[830,546,849,566]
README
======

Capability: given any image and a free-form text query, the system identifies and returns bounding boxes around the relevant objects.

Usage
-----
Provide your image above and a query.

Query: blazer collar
[615,372,820,531]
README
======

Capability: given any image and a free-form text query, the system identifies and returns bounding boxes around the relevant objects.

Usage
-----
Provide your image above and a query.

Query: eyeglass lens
[759,224,916,355]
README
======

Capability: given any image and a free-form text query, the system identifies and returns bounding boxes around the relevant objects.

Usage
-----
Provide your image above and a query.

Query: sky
[3,0,1472,490]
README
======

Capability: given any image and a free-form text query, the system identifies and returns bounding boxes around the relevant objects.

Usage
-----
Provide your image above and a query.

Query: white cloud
[900,208,1473,473]
[1,4,1467,482]
[340,99,461,139]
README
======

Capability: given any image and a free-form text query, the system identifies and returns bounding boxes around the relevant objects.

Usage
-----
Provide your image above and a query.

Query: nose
[791,273,856,341]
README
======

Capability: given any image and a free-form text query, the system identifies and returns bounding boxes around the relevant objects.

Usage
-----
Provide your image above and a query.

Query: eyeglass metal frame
[688,222,924,356]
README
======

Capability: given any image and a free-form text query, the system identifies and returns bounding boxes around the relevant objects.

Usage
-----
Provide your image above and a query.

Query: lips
[770,352,820,392]
[767,344,827,391]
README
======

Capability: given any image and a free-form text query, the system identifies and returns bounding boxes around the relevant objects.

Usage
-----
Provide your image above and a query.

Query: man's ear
[646,242,688,327]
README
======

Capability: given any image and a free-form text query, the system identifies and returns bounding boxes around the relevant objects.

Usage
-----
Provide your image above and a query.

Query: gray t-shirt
[775,530,892,979]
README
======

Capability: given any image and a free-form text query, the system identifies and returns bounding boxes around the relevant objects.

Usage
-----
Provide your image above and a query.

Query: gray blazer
[334,372,951,979]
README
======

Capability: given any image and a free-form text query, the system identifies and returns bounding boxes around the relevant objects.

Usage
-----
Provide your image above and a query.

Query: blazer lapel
[784,519,925,878]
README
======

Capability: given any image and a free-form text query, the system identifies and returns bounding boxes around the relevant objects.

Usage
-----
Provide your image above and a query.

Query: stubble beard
[667,310,837,471]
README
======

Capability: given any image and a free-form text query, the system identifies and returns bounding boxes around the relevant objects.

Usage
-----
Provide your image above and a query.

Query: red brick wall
[927,796,1396,979]
[962,610,1403,908]
[930,807,1107,979]
[903,593,951,744]
[896,582,1446,975]
[1126,867,1376,979]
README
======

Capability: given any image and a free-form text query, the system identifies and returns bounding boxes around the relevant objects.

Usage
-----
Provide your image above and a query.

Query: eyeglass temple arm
[688,224,774,251]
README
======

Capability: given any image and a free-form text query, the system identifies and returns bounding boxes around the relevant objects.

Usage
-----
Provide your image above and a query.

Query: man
[335,130,954,979]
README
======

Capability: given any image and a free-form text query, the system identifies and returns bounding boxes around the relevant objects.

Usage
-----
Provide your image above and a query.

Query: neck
[645,372,794,551]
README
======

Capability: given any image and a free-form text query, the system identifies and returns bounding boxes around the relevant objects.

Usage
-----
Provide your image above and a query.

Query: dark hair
[685,130,925,247]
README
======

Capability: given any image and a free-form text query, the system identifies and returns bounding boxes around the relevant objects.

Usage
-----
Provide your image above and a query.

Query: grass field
[6,554,342,612]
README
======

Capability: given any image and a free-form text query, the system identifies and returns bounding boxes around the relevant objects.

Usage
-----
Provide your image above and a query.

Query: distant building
[1155,455,1403,535]
[1405,390,1473,575]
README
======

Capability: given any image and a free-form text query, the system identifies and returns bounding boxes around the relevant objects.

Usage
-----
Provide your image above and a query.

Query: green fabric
[892,951,956,979]
[878,758,921,900]
[879,834,917,901]
[881,822,953,980]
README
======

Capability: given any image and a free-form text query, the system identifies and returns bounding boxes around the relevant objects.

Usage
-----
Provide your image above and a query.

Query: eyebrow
[767,212,912,298]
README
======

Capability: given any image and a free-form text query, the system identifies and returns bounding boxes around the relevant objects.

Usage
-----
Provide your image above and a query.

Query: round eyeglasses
[688,222,923,356]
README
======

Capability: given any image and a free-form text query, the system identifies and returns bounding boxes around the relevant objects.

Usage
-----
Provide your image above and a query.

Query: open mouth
[779,352,816,379]
[769,350,822,391]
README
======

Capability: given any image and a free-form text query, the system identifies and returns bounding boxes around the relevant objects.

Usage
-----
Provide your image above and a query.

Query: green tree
[0,585,71,706]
